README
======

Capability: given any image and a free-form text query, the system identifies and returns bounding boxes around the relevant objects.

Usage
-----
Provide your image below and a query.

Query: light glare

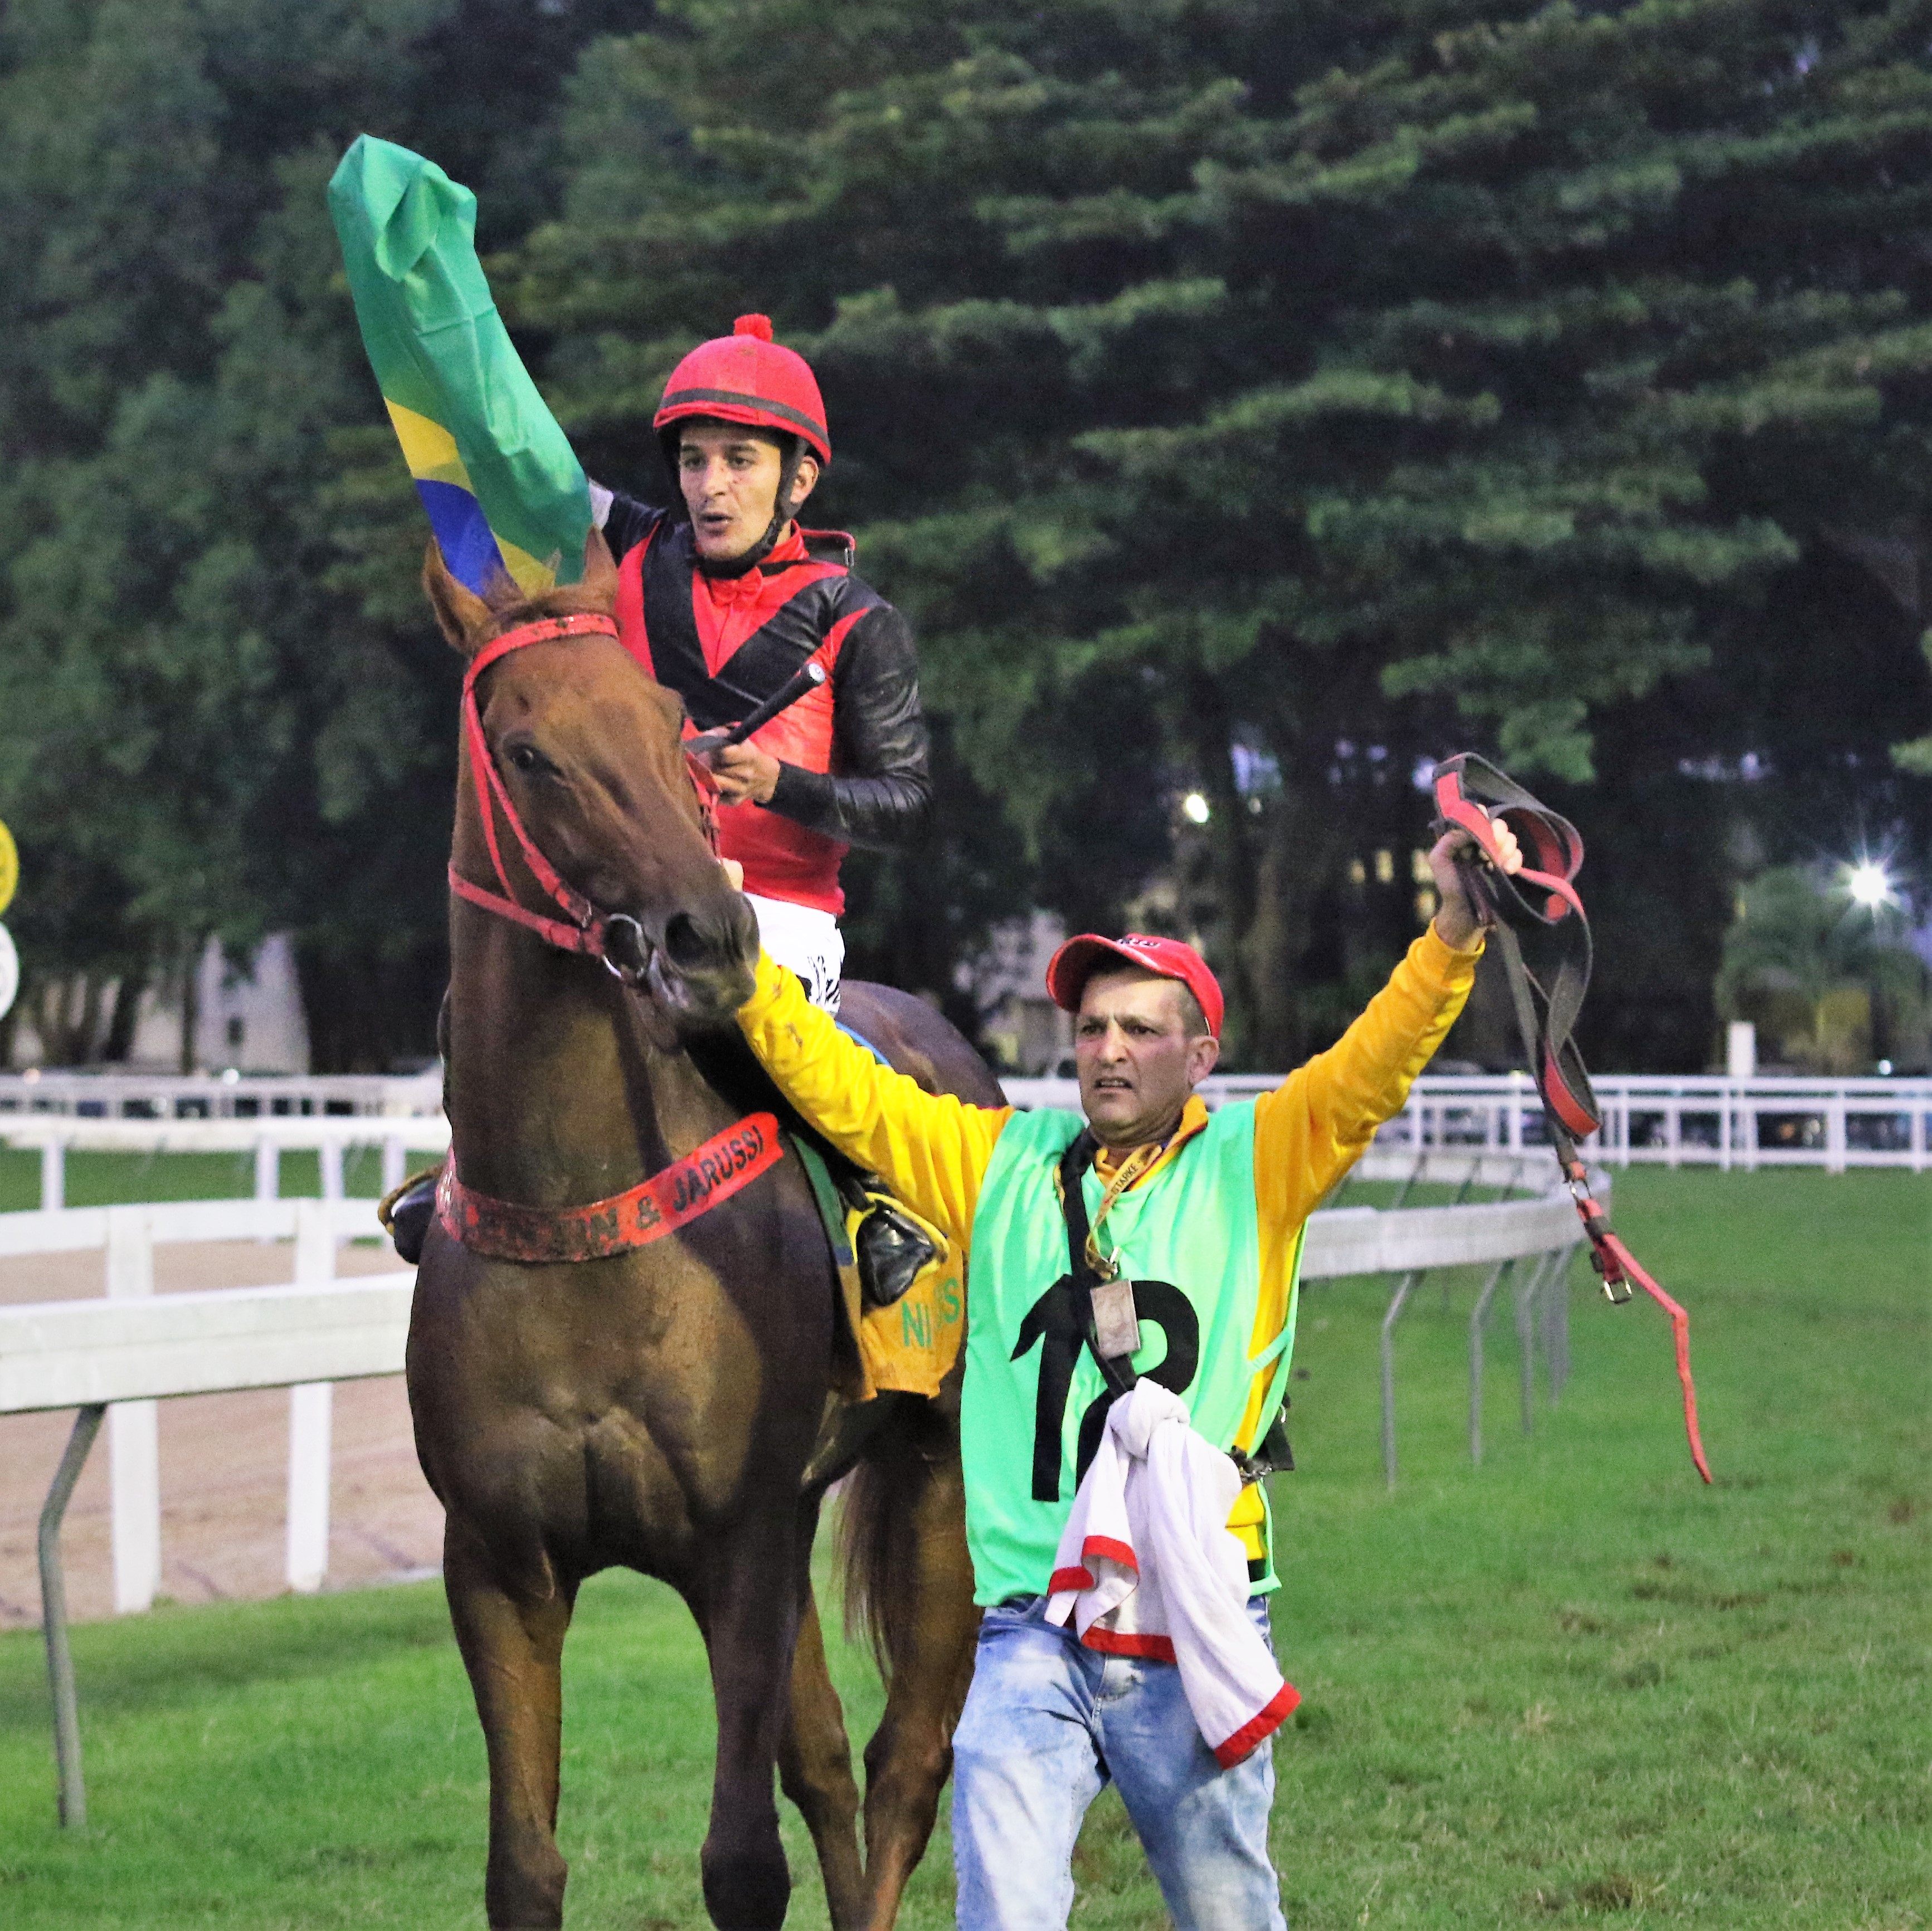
[1846,860,1894,910]
[1181,792,1211,825]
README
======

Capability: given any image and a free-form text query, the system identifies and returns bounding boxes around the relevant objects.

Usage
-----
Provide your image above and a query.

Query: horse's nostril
[661,910,716,972]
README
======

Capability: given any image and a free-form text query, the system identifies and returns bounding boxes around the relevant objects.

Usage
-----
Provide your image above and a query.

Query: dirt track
[0,1240,444,1630]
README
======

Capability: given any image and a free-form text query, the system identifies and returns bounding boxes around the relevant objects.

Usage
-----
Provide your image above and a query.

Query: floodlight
[1846,860,1895,910]
[1181,792,1211,825]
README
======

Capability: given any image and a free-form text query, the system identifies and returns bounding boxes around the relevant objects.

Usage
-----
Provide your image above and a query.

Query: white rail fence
[0,1066,441,1120]
[1006,1071,1932,1172]
[0,1193,413,1824]
[1,1148,1595,1823]
[2,1114,451,1213]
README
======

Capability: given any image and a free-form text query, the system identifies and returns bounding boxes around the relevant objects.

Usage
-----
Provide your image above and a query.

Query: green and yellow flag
[328,135,590,596]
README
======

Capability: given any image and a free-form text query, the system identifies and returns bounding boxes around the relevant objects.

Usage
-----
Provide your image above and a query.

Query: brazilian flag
[328,135,590,596]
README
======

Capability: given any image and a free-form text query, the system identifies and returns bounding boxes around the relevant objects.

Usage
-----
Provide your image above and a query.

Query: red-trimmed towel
[1045,1381,1299,1767]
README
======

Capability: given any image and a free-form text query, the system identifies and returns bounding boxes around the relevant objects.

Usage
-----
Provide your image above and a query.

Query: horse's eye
[509,744,543,774]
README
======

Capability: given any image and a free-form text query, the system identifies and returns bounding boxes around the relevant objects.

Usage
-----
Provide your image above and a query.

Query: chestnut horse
[407,537,990,1930]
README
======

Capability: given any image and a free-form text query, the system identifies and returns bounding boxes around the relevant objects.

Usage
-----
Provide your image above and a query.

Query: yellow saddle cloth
[846,1194,965,1400]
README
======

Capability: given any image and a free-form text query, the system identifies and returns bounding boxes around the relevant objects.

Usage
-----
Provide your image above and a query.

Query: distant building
[8,933,310,1073]
[957,911,1073,1076]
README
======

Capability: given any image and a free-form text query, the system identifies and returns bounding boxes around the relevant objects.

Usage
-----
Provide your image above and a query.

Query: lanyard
[1078,1140,1165,1279]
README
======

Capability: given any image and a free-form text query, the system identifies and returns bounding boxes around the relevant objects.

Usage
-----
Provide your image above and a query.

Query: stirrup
[378,1166,442,1266]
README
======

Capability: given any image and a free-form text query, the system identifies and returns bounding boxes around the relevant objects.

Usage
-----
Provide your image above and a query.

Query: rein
[444,608,754,1265]
[1434,753,1713,1484]
[449,611,719,973]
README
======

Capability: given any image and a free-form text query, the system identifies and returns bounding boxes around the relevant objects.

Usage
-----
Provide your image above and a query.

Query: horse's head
[425,535,758,1025]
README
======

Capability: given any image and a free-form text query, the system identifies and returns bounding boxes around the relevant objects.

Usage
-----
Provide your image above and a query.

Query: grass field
[1,1167,1926,1928]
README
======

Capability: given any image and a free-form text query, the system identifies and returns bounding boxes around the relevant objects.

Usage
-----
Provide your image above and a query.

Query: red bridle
[448,611,718,968]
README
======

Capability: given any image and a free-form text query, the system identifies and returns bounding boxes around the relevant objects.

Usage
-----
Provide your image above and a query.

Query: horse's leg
[778,1575,865,1931]
[444,1518,576,1930]
[859,1441,978,1930]
[692,1516,806,1931]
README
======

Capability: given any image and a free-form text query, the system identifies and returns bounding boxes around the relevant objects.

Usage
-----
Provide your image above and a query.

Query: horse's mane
[478,573,615,635]
[423,529,619,650]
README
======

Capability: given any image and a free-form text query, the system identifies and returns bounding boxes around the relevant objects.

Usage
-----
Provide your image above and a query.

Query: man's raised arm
[1253,818,1514,1226]
[736,952,1010,1246]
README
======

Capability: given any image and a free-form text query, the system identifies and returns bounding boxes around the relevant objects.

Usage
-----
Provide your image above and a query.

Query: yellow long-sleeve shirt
[738,927,1480,1577]
[737,924,1481,1263]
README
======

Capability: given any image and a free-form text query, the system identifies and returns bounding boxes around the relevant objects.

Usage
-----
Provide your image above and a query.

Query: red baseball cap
[1045,933,1225,1039]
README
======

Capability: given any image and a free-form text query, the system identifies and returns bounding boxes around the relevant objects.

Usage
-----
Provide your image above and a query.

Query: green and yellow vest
[961,1103,1301,1606]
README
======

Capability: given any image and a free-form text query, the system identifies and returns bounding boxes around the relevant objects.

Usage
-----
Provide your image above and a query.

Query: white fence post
[254,1135,279,1245]
[285,1199,335,1595]
[381,1133,407,1199]
[41,1137,65,1212]
[253,1135,279,1203]
[106,1206,160,1615]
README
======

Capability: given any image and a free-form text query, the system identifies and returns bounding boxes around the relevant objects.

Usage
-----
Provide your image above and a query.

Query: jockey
[592,313,930,1012]
[384,314,926,1266]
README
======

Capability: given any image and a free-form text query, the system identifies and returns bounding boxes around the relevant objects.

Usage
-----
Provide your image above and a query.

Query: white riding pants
[747,893,844,1013]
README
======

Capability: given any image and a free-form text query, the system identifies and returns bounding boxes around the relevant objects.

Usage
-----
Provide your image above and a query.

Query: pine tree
[519,0,1932,1065]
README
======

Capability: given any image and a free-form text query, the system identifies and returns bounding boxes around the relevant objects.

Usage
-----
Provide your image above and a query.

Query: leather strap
[1432,752,1712,1483]
[437,1112,783,1263]
[1433,752,1597,1138]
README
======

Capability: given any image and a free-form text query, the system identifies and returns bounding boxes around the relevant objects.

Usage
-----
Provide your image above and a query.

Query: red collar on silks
[436,1113,783,1263]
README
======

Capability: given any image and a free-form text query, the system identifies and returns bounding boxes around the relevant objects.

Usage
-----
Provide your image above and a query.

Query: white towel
[1045,1380,1298,1767]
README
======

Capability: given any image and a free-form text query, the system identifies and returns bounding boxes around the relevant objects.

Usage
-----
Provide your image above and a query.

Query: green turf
[0,1146,445,1212]
[1,1167,1925,1927]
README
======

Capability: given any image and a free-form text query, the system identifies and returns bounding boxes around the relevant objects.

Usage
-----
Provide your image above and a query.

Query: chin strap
[1433,753,1712,1484]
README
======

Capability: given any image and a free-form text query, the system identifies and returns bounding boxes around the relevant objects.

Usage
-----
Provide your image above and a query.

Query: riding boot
[384,1174,439,1265]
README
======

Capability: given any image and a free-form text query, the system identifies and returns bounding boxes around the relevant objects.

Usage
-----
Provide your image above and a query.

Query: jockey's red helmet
[654,314,831,467]
[1045,933,1225,1040]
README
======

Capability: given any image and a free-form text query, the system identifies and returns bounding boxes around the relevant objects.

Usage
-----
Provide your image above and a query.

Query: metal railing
[1003,1071,1932,1172]
[1385,1071,1932,1172]
[0,1194,408,1825]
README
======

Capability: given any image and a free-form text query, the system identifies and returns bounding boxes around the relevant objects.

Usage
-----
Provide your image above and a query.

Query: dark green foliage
[5,1,1932,1068]
[515,0,1932,1065]
[0,1,636,1069]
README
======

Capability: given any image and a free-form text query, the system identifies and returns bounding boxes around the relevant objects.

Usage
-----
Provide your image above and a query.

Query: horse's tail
[836,1393,966,1682]
[835,1439,923,1681]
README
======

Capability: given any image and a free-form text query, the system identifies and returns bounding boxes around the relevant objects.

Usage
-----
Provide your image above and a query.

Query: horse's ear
[580,525,617,609]
[422,542,496,656]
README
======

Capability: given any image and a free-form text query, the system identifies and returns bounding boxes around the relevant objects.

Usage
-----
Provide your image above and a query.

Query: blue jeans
[951,1595,1288,1931]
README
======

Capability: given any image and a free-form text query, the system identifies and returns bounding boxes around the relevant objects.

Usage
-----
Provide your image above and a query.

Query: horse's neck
[445,918,728,1207]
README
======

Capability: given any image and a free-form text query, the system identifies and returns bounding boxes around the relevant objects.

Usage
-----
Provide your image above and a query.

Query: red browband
[437,1113,785,1263]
